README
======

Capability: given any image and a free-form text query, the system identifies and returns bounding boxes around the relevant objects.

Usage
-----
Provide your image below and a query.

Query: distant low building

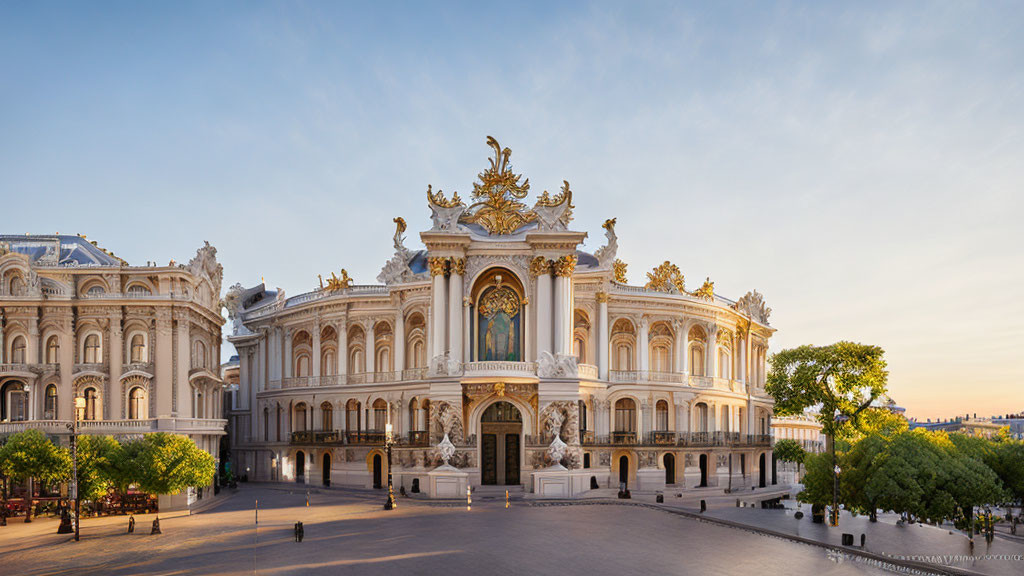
[771,414,824,453]
[992,413,1024,439]
[909,415,1005,439]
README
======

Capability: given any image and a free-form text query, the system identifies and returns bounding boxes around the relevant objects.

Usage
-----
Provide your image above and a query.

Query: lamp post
[831,413,849,527]
[383,422,396,510]
[65,397,86,542]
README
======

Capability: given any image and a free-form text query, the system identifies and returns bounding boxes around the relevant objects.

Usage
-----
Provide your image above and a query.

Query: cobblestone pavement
[0,484,898,576]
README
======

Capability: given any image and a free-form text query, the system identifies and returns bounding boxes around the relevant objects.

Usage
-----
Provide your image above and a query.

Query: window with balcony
[130,334,146,363]
[83,387,99,421]
[1,381,28,421]
[128,386,147,420]
[83,334,101,363]
[346,400,361,432]
[655,400,669,431]
[294,403,307,432]
[614,398,636,433]
[321,402,333,430]
[46,336,59,364]
[10,335,26,364]
[372,398,387,431]
[44,384,57,420]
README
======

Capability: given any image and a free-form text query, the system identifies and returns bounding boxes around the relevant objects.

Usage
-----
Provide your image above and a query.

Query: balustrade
[577,363,598,380]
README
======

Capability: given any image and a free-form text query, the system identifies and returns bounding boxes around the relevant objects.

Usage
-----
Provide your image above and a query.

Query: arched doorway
[480,401,522,485]
[295,450,306,482]
[322,453,331,487]
[698,454,708,487]
[759,453,766,488]
[372,454,383,489]
[664,453,675,485]
[618,455,629,488]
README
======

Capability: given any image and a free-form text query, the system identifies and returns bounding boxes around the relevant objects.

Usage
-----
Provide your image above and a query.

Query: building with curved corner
[0,234,226,509]
[225,137,777,497]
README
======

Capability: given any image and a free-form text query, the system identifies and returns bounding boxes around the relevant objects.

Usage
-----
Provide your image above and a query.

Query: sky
[2,1,1021,421]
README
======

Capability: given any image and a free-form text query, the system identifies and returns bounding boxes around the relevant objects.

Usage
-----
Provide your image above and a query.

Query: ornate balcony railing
[318,374,343,387]
[345,431,385,445]
[404,431,429,446]
[281,377,311,389]
[291,430,340,444]
[347,373,368,385]
[0,363,35,374]
[688,375,713,388]
[580,431,773,448]
[462,361,537,376]
[373,371,399,383]
[578,363,598,380]
[122,362,152,374]
[645,430,678,445]
[609,370,640,383]
[402,368,427,381]
[609,370,686,384]
[0,418,228,436]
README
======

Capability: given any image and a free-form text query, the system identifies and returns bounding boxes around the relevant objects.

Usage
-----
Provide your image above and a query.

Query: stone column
[0,313,5,363]
[26,317,40,420]
[552,255,576,357]
[680,320,690,376]
[175,310,191,418]
[395,312,406,374]
[638,316,649,373]
[311,319,322,380]
[337,320,347,379]
[596,292,609,379]
[155,309,173,418]
[59,322,74,420]
[448,258,464,364]
[429,257,448,362]
[672,321,683,374]
[706,323,718,380]
[108,313,123,420]
[532,257,552,359]
[463,298,472,363]
[283,328,293,378]
[738,334,747,387]
[364,321,375,376]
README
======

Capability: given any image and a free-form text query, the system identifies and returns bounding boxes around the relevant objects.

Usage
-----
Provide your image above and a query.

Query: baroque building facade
[0,234,226,508]
[226,137,776,495]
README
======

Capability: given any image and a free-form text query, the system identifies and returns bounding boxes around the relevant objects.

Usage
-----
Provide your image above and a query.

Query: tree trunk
[24,477,33,523]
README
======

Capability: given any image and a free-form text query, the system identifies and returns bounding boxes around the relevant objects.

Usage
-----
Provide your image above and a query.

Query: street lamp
[383,422,396,510]
[65,397,86,542]
[831,413,849,527]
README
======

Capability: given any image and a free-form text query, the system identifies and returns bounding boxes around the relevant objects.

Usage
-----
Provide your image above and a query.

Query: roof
[0,234,124,266]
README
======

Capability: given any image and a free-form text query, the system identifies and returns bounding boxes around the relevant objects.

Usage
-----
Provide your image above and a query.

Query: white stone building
[226,137,777,496]
[0,235,226,509]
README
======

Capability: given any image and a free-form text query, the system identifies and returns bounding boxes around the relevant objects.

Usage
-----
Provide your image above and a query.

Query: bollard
[467,486,472,511]
[411,478,420,493]
[505,490,510,509]
[656,494,664,503]
[151,517,162,535]
[700,499,707,513]
[841,533,854,546]
[294,521,304,542]
[255,499,258,525]
[127,515,135,534]
[860,533,866,547]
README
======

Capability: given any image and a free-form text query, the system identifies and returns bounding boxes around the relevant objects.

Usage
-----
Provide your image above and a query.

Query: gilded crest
[645,261,685,293]
[612,259,628,284]
[478,285,520,318]
[459,136,538,235]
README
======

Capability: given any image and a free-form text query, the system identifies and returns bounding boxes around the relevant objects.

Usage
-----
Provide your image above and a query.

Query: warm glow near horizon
[2,3,1021,420]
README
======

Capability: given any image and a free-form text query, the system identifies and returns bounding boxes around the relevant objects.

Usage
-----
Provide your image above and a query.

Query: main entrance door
[480,401,522,486]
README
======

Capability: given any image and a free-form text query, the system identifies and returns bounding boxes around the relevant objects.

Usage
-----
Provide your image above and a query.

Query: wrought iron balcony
[403,431,430,446]
[345,431,385,445]
[290,430,340,444]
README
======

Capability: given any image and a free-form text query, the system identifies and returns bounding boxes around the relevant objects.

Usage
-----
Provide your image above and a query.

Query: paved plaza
[0,484,908,576]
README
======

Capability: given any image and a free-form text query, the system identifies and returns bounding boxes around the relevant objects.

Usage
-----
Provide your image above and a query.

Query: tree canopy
[0,429,70,486]
[135,433,215,496]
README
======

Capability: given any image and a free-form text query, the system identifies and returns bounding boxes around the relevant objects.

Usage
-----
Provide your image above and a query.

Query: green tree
[797,452,834,507]
[75,435,119,503]
[0,429,70,521]
[136,433,215,497]
[991,441,1024,507]
[773,439,807,478]
[845,407,908,441]
[105,438,146,512]
[768,342,889,524]
[840,433,888,521]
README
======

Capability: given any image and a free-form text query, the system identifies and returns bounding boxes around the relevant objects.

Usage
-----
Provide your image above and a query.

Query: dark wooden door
[373,454,382,489]
[296,451,305,482]
[664,454,675,485]
[699,454,708,487]
[619,455,629,487]
[759,453,766,488]
[482,434,497,485]
[322,453,331,486]
[504,434,519,485]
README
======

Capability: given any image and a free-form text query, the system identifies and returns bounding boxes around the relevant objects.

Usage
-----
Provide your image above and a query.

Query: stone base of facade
[428,465,468,498]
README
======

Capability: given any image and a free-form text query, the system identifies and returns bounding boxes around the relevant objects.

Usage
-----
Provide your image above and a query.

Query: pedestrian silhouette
[294,521,304,542]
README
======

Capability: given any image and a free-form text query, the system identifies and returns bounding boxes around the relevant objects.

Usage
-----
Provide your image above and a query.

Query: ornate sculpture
[437,433,456,467]
[377,217,427,285]
[533,180,574,231]
[460,136,538,235]
[529,256,551,277]
[427,257,448,277]
[691,277,714,301]
[450,257,465,276]
[186,241,224,299]
[645,261,685,293]
[593,218,618,268]
[426,185,467,231]
[612,259,628,284]
[222,283,249,336]
[537,351,579,378]
[430,400,464,443]
[321,269,353,292]
[552,254,577,277]
[734,289,772,324]
[548,434,568,467]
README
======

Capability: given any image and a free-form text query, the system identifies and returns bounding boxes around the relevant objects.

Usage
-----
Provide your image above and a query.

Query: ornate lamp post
[65,397,86,542]
[383,422,396,510]
[831,413,849,527]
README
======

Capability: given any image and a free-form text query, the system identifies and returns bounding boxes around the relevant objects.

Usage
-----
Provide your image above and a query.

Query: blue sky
[2,1,1022,420]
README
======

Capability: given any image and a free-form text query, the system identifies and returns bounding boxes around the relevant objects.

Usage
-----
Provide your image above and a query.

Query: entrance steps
[472,485,525,500]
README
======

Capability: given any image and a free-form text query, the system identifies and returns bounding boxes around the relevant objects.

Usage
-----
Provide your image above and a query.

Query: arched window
[294,403,307,432]
[614,398,636,433]
[372,398,387,431]
[294,353,310,377]
[649,322,674,373]
[320,326,337,377]
[126,284,151,296]
[473,268,525,362]
[11,335,27,364]
[193,340,207,370]
[578,399,588,432]
[688,325,706,376]
[573,309,590,363]
[128,386,146,420]
[263,408,270,442]
[83,387,99,421]
[276,406,282,441]
[1,381,28,421]
[321,349,335,376]
[321,401,333,430]
[347,325,365,374]
[694,402,709,433]
[374,321,393,373]
[655,400,669,431]
[718,349,731,379]
[130,334,146,363]
[83,334,101,364]
[346,400,361,432]
[45,336,60,364]
[405,313,426,370]
[610,319,636,371]
[721,405,731,433]
[9,274,25,295]
[409,398,419,431]
[44,384,58,419]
